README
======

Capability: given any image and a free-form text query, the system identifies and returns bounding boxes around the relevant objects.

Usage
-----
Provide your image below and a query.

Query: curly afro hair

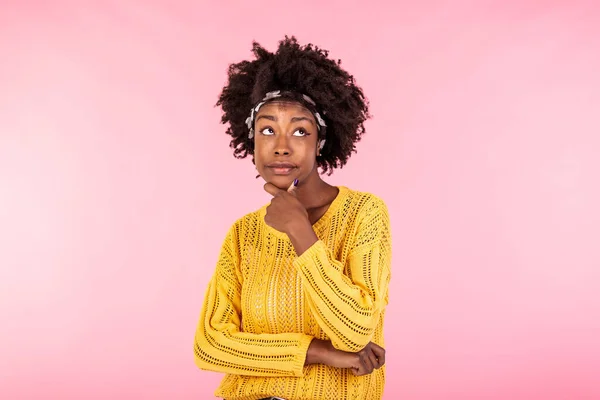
[216,36,371,175]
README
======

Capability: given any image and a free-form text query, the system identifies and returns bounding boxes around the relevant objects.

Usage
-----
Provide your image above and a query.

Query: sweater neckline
[311,185,348,230]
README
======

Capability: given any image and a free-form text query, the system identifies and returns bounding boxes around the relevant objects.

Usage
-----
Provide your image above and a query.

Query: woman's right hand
[306,339,386,376]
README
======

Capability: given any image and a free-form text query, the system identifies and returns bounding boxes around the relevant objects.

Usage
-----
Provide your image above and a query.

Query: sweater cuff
[293,240,327,269]
[292,334,314,377]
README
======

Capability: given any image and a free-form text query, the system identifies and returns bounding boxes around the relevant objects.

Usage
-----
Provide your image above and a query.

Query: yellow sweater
[194,186,392,400]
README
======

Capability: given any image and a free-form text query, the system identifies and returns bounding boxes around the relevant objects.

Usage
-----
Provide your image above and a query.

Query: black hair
[216,36,370,175]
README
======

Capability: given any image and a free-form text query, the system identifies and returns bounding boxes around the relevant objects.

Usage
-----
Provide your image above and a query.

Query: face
[253,101,320,189]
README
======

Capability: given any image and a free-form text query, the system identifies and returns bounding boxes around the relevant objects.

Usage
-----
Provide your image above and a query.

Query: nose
[273,135,291,156]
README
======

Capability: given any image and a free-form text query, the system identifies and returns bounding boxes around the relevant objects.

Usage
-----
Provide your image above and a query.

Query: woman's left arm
[288,197,392,353]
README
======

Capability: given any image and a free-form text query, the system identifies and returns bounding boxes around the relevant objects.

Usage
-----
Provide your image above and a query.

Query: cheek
[253,140,268,165]
[296,142,318,166]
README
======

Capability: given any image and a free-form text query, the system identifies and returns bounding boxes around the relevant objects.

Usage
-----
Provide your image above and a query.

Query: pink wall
[1,1,599,399]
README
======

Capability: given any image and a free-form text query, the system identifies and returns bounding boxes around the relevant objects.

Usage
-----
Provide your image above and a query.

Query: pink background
[1,1,599,399]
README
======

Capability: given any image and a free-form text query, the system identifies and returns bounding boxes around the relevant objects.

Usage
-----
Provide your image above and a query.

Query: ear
[317,139,326,156]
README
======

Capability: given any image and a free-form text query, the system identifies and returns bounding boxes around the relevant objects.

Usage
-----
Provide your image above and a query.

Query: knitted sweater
[193,186,392,400]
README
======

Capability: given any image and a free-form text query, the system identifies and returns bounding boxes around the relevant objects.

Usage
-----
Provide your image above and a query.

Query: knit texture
[194,186,392,400]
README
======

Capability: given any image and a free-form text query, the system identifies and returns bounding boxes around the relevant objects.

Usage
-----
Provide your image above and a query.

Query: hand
[306,339,385,376]
[350,341,386,376]
[263,181,309,234]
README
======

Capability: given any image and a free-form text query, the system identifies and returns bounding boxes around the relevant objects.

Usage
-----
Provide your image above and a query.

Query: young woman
[194,36,392,400]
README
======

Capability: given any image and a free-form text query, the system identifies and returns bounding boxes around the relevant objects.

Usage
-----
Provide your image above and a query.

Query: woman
[194,36,392,400]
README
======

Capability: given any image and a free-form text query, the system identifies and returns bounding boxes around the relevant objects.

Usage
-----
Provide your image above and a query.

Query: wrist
[285,215,311,235]
[286,219,318,255]
[305,339,331,365]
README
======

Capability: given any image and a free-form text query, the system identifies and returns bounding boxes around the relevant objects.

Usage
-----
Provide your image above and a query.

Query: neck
[294,169,337,210]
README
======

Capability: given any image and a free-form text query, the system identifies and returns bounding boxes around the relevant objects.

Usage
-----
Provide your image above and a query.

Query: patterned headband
[245,90,327,139]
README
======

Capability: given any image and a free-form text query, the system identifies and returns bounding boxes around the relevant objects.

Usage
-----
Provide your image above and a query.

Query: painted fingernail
[294,178,299,186]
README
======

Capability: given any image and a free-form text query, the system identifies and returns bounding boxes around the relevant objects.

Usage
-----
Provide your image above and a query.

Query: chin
[265,174,296,189]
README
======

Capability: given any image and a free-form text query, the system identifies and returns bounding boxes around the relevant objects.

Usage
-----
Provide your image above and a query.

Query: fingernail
[294,178,299,186]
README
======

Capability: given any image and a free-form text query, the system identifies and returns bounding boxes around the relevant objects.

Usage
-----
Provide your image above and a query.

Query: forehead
[256,100,313,116]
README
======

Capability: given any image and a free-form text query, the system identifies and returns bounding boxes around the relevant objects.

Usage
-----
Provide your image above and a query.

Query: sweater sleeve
[292,196,392,352]
[193,222,314,377]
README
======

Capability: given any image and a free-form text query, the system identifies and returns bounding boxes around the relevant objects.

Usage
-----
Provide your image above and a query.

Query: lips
[266,162,297,176]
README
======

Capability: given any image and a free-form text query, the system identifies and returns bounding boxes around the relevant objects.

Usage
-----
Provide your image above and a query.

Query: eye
[292,128,308,137]
[260,127,275,136]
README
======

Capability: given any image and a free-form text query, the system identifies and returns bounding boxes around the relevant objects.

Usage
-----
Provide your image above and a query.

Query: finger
[350,353,365,376]
[351,361,366,376]
[287,178,299,194]
[264,182,284,196]
[361,353,374,374]
[370,343,386,366]
[368,349,381,370]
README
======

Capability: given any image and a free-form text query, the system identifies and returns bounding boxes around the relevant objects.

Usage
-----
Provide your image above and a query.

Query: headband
[245,90,327,139]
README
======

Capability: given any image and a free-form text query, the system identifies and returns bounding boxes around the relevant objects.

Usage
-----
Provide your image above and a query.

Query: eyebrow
[256,115,315,125]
